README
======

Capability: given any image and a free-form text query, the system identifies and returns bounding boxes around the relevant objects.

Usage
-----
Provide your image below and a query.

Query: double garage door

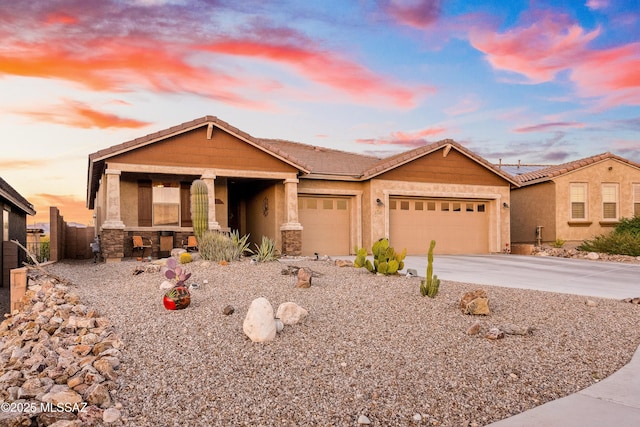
[389,197,490,254]
[298,196,350,256]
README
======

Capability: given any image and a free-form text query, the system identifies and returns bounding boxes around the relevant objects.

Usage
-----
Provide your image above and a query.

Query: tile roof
[0,176,35,215]
[261,139,381,177]
[512,152,640,185]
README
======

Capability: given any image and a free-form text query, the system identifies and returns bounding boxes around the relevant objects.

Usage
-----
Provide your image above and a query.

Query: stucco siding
[553,159,640,243]
[510,182,556,243]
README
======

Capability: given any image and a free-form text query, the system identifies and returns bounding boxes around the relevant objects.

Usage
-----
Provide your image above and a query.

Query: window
[466,203,474,212]
[389,200,397,210]
[634,184,640,217]
[452,202,461,212]
[415,201,423,211]
[477,203,485,213]
[427,201,436,211]
[441,202,449,212]
[400,201,410,210]
[602,184,618,220]
[153,184,180,226]
[570,183,587,220]
[307,199,317,209]
[336,199,347,210]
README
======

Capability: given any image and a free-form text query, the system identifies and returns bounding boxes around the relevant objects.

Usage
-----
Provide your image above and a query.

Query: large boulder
[296,267,312,288]
[243,298,277,343]
[459,289,491,315]
[276,302,309,325]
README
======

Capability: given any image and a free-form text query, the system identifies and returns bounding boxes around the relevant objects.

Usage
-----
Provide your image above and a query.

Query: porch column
[101,169,125,262]
[280,178,303,256]
[102,169,125,229]
[201,173,220,231]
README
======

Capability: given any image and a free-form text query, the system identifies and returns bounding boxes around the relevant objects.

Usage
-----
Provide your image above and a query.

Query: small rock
[103,407,121,423]
[296,267,312,288]
[466,320,482,335]
[413,413,422,422]
[275,319,284,333]
[586,252,600,260]
[222,305,235,315]
[586,299,598,307]
[335,259,352,267]
[459,289,491,315]
[500,323,534,335]
[276,302,309,325]
[486,327,505,340]
[358,414,371,424]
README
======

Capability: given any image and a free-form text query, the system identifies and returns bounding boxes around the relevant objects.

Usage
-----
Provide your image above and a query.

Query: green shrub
[198,231,236,262]
[552,238,565,248]
[179,252,193,264]
[253,236,277,262]
[578,216,640,256]
[578,231,640,256]
[39,237,50,263]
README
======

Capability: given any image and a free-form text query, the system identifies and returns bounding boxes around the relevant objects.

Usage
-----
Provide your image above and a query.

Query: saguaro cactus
[190,180,208,241]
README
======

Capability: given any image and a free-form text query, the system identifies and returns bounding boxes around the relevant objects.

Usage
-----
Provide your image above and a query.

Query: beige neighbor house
[86,116,518,262]
[507,152,640,246]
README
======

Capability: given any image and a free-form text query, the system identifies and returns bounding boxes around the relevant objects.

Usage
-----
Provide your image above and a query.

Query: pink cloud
[444,95,481,115]
[384,0,442,29]
[514,121,584,133]
[356,126,446,147]
[469,10,640,107]
[199,39,431,108]
[16,100,151,129]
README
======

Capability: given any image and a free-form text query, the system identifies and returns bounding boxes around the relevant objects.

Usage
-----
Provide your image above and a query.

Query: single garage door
[298,196,350,256]
[389,197,489,254]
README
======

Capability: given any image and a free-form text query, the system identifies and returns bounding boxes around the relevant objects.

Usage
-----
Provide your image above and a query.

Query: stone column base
[101,228,125,262]
[281,229,302,256]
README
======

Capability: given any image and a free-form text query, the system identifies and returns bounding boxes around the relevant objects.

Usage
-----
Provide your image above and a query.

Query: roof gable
[513,152,640,186]
[362,139,519,186]
[0,177,35,216]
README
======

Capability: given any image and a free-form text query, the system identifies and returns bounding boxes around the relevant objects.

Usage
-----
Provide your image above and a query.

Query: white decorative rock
[276,302,309,325]
[587,252,600,260]
[243,297,277,343]
[160,280,174,290]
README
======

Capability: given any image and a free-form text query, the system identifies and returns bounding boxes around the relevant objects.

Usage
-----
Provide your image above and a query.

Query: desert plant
[198,231,236,262]
[253,236,277,262]
[190,179,208,241]
[164,257,192,286]
[420,240,441,297]
[578,216,640,256]
[39,237,50,263]
[353,238,406,275]
[230,229,253,259]
[179,252,193,264]
[552,238,565,248]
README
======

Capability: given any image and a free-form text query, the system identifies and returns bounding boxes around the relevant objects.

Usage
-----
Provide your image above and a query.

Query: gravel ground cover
[45,258,640,427]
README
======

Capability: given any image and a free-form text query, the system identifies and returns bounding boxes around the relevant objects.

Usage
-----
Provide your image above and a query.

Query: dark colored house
[1,177,36,287]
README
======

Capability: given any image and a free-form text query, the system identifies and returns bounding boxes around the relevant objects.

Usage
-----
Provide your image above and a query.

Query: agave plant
[164,257,192,286]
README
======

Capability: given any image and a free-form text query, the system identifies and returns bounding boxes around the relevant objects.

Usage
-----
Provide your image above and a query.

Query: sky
[1,0,639,226]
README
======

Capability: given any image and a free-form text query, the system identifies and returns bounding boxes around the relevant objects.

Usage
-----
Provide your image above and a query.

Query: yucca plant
[230,229,253,259]
[198,231,236,262]
[253,236,277,262]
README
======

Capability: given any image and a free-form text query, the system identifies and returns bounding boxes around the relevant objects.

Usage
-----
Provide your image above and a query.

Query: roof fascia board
[0,190,35,216]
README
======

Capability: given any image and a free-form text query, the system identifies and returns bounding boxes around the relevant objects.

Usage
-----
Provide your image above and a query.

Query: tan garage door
[298,196,350,256]
[389,198,489,254]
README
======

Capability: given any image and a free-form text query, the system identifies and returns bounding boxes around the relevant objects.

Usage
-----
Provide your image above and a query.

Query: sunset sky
[1,0,638,225]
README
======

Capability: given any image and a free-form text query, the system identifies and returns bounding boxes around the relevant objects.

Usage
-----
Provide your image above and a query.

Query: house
[86,116,518,261]
[507,152,640,246]
[1,177,36,287]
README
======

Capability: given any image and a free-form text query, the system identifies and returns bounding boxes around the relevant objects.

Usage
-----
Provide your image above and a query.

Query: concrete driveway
[400,254,640,300]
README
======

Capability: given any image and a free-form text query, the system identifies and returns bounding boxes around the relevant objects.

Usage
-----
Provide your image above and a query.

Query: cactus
[353,238,406,275]
[354,246,367,268]
[190,180,208,241]
[420,240,441,298]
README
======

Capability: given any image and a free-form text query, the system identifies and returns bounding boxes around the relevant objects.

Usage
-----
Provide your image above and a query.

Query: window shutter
[138,181,152,227]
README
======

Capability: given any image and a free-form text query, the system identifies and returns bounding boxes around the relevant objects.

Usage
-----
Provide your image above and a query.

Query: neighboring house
[507,152,640,245]
[86,116,518,261]
[1,177,36,287]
